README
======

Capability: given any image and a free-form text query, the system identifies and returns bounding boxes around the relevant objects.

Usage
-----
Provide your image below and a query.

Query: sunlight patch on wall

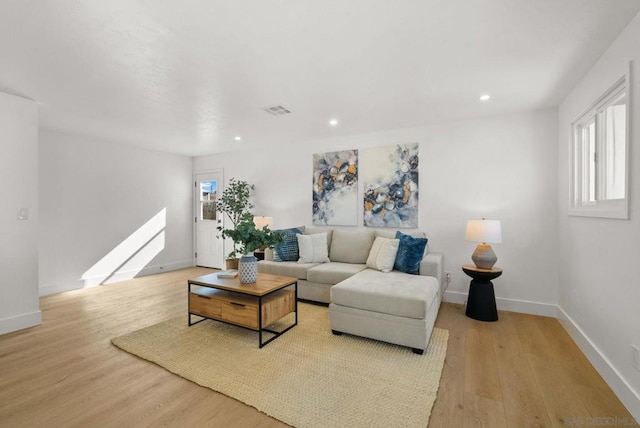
[82,208,166,287]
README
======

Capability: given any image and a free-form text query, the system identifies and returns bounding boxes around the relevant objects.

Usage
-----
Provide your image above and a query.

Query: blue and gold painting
[362,143,419,228]
[312,150,358,225]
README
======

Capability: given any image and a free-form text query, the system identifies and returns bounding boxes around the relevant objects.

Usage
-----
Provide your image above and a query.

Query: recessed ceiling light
[479,94,491,101]
[234,136,242,141]
[329,119,338,126]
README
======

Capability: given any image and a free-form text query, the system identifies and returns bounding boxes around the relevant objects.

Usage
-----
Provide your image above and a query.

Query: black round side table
[462,264,503,322]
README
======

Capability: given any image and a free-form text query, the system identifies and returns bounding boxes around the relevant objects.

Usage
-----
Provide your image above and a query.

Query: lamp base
[471,243,497,270]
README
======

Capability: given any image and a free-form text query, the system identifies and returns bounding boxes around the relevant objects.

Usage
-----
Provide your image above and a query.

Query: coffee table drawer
[189,290,222,319]
[221,301,258,329]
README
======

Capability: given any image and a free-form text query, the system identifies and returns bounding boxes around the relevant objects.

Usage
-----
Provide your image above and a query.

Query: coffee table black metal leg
[259,296,263,348]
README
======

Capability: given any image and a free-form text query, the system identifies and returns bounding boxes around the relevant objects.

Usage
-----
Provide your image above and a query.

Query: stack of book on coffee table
[217,269,238,279]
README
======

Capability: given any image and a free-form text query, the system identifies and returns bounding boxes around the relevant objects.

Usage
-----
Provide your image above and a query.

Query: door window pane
[200,180,217,221]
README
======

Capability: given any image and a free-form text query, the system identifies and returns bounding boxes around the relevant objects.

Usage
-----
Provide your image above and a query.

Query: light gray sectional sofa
[258,226,444,354]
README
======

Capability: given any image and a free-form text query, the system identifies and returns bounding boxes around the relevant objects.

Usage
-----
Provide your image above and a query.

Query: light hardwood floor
[0,267,636,427]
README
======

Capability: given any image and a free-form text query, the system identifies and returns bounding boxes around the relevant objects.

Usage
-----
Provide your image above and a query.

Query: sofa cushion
[366,237,399,273]
[330,269,438,319]
[297,233,330,263]
[257,260,317,280]
[329,230,375,264]
[394,231,428,274]
[307,262,367,285]
[273,226,305,262]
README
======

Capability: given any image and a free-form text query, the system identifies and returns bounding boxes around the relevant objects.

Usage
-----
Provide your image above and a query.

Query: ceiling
[1,1,639,157]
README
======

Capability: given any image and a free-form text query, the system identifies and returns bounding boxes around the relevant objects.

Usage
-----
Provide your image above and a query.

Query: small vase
[238,253,258,284]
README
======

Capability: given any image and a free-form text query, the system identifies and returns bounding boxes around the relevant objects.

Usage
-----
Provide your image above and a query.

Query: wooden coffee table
[187,272,298,348]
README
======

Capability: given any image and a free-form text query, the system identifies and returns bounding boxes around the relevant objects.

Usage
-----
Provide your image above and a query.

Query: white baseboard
[103,259,194,284]
[442,290,468,306]
[39,279,83,297]
[443,290,557,317]
[557,306,640,423]
[39,259,195,296]
[0,310,42,335]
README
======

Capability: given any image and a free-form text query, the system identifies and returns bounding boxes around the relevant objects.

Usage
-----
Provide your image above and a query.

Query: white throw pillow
[297,233,330,263]
[366,237,400,273]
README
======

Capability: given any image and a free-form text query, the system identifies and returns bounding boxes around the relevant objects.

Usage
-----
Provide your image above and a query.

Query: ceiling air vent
[264,105,292,116]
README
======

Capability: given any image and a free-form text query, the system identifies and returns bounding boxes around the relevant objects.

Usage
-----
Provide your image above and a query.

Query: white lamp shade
[465,219,502,244]
[253,216,274,230]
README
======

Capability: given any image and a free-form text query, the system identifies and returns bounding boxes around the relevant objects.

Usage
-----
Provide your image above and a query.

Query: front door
[195,171,224,269]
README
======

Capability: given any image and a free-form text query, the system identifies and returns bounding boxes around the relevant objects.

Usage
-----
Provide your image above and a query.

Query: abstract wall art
[312,149,358,225]
[362,143,419,228]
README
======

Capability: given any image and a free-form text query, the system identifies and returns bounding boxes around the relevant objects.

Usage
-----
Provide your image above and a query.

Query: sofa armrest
[419,252,444,289]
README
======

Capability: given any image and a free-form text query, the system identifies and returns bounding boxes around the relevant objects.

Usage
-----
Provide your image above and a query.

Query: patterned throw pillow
[273,226,305,262]
[393,231,428,274]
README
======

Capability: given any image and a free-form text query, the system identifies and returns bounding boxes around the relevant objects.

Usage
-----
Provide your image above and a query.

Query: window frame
[569,69,630,220]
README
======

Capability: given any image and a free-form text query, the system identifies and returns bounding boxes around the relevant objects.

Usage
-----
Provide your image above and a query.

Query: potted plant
[221,219,284,283]
[215,178,255,269]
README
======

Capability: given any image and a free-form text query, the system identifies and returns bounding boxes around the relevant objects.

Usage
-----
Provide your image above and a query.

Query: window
[570,72,629,219]
[200,180,218,221]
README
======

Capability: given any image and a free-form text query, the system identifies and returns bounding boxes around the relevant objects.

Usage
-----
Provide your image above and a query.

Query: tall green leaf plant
[215,178,255,258]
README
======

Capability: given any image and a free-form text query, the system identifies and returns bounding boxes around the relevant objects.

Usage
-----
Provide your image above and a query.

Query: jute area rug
[111,303,448,428]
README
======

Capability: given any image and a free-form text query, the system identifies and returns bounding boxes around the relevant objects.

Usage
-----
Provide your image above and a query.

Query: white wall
[38,130,194,295]
[558,13,640,419]
[195,108,559,315]
[0,92,40,334]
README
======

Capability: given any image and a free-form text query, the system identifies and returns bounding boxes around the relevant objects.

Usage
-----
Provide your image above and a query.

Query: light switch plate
[17,208,29,220]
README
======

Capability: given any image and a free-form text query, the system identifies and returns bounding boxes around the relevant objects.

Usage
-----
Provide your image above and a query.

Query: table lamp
[253,216,274,230]
[465,219,502,269]
[253,216,274,252]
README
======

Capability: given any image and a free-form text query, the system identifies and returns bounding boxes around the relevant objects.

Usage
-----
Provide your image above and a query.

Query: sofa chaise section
[329,260,442,354]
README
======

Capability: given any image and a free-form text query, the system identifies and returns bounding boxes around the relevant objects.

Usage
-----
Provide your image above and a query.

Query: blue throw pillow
[273,226,305,262]
[393,231,428,274]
